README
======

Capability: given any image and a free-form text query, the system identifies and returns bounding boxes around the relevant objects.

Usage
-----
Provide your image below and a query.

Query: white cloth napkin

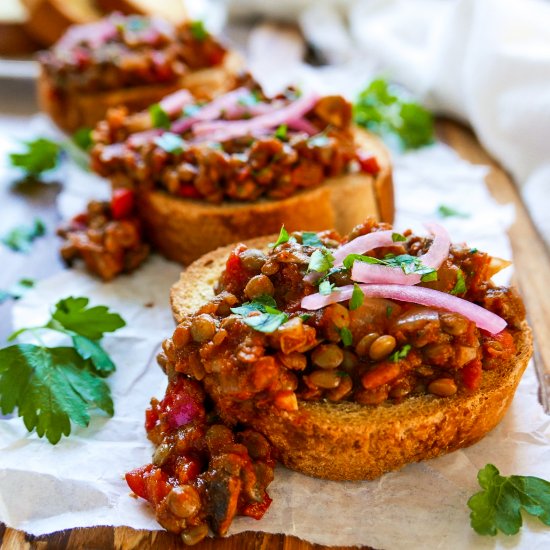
[226,0,550,247]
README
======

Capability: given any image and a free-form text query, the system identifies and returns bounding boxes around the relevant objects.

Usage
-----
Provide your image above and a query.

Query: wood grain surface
[1,119,548,549]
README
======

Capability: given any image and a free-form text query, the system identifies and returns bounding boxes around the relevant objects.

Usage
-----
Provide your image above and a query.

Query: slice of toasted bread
[135,127,394,266]
[37,49,243,133]
[169,236,533,481]
[23,0,103,46]
[0,0,40,55]
[96,0,187,24]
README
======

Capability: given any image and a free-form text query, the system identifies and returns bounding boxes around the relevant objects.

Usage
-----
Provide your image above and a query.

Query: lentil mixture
[163,219,523,415]
[91,94,380,203]
[39,14,227,94]
[58,189,150,281]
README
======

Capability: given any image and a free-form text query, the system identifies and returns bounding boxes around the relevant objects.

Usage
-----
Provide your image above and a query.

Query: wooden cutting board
[1,119,548,550]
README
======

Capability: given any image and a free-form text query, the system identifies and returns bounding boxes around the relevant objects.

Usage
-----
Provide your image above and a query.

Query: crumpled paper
[1,132,549,549]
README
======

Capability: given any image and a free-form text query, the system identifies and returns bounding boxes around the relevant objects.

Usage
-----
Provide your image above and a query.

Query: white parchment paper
[1,138,549,549]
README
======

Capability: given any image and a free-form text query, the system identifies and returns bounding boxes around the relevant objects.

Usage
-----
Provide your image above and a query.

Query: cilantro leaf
[71,334,115,376]
[468,464,550,536]
[340,326,353,347]
[190,20,208,41]
[154,132,185,154]
[1,218,46,253]
[270,226,290,248]
[50,297,126,340]
[343,252,437,280]
[72,127,93,151]
[349,284,364,311]
[9,138,61,175]
[0,278,35,304]
[437,204,469,218]
[308,248,335,273]
[0,344,114,444]
[302,232,324,247]
[392,232,407,242]
[451,269,467,295]
[353,78,434,150]
[149,103,171,129]
[319,280,334,296]
[231,296,288,333]
[274,124,288,141]
[389,344,411,362]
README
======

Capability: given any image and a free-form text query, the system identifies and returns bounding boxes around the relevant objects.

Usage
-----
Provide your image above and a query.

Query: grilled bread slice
[135,127,394,265]
[169,237,533,481]
[96,0,187,23]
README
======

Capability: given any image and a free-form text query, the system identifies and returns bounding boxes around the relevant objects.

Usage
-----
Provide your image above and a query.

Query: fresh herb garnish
[302,232,324,247]
[349,284,364,311]
[1,218,46,253]
[149,103,171,129]
[386,306,393,318]
[343,252,437,282]
[437,204,469,218]
[231,295,288,333]
[353,78,434,150]
[154,132,185,154]
[274,124,288,141]
[308,134,331,148]
[451,269,467,295]
[182,104,202,118]
[392,232,407,242]
[270,226,290,248]
[319,280,335,296]
[468,464,550,536]
[0,278,35,304]
[9,138,62,175]
[389,344,411,362]
[470,248,478,254]
[190,20,208,41]
[0,296,125,444]
[299,313,312,322]
[238,90,262,107]
[340,327,353,347]
[72,127,93,151]
[308,249,335,273]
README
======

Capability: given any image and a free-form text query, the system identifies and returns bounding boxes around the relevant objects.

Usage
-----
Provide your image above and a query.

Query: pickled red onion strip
[127,129,162,147]
[287,118,318,135]
[350,223,451,285]
[171,87,251,133]
[159,89,193,116]
[333,230,395,266]
[192,93,320,142]
[300,284,506,334]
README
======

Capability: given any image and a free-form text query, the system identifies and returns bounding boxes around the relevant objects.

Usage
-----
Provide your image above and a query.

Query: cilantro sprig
[231,295,288,333]
[9,138,62,176]
[0,278,35,304]
[343,252,437,282]
[468,464,550,536]
[0,296,125,443]
[270,226,291,248]
[1,218,46,253]
[353,78,434,150]
[437,204,469,218]
[308,248,335,273]
[190,20,208,41]
[149,103,171,129]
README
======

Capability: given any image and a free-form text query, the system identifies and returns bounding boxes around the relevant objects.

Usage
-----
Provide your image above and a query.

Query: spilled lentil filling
[39,14,227,94]
[91,93,380,203]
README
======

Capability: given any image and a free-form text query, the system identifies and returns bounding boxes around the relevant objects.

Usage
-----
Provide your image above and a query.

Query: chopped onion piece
[301,284,507,334]
[127,129,162,147]
[287,118,318,135]
[159,89,193,116]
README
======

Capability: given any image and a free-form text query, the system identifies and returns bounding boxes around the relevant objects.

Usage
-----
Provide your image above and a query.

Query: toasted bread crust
[170,237,533,481]
[37,50,243,133]
[136,128,394,266]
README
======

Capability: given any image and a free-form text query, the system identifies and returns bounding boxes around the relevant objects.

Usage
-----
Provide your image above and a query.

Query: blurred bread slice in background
[96,0,187,24]
[0,0,41,55]
[23,0,103,46]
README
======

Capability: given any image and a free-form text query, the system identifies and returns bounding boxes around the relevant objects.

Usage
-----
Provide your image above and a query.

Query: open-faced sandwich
[126,219,532,543]
[38,12,242,132]
[85,87,393,269]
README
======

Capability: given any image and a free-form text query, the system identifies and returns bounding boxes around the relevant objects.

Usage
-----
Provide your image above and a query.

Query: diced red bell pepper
[242,493,273,520]
[178,185,202,199]
[111,188,135,220]
[462,359,482,391]
[125,464,172,505]
[357,151,380,175]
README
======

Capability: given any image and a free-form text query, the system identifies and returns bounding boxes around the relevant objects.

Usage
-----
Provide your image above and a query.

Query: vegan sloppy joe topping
[39,14,227,94]
[163,219,524,414]
[91,89,381,203]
